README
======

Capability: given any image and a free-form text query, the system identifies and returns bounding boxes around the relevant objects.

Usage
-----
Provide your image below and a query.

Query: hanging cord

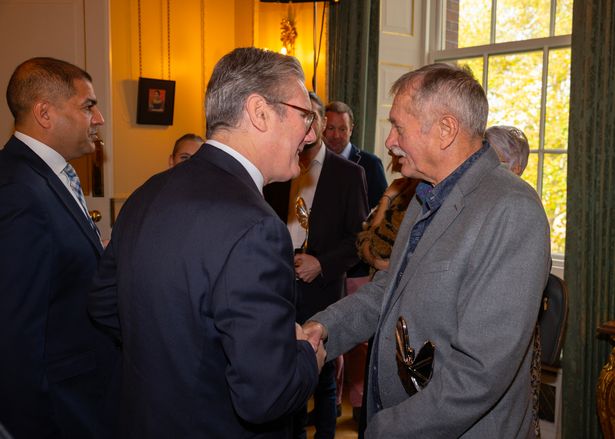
[159,0,164,77]
[137,0,143,77]
[167,0,171,79]
[312,1,326,92]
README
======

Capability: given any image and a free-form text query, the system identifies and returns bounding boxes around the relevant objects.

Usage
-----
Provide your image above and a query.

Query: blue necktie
[62,163,101,240]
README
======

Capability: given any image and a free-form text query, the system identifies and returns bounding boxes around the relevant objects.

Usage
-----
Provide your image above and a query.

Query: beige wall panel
[0,0,85,141]
[381,0,414,36]
[375,0,424,177]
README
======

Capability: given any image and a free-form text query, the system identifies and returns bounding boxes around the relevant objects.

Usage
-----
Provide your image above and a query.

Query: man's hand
[295,323,308,341]
[294,253,322,283]
[297,322,327,372]
[302,321,327,352]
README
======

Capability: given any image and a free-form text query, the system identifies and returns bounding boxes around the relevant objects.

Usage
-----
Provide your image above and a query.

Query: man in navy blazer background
[264,93,368,438]
[88,48,324,438]
[323,101,387,211]
[0,57,118,438]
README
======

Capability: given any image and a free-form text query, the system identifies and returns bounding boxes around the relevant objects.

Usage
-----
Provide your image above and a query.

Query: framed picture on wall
[136,77,176,125]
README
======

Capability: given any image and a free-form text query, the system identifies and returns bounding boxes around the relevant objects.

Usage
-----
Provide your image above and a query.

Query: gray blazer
[312,146,551,438]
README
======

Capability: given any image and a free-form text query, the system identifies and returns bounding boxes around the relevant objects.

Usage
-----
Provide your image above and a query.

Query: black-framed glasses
[270,101,316,135]
[395,316,435,396]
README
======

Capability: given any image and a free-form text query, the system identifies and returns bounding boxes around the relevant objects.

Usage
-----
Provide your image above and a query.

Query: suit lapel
[389,187,465,306]
[6,137,103,254]
[47,174,103,252]
[348,144,361,164]
[380,146,501,318]
[310,148,332,218]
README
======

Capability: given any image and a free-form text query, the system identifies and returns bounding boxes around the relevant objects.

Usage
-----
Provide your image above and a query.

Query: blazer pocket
[421,260,450,273]
[46,350,97,383]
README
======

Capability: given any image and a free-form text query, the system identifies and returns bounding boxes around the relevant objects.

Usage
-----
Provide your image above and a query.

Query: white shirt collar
[14,131,67,176]
[303,140,326,170]
[206,139,264,194]
[340,142,353,159]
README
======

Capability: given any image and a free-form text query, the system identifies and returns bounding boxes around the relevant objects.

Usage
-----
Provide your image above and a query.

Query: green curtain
[562,2,615,438]
[327,0,379,152]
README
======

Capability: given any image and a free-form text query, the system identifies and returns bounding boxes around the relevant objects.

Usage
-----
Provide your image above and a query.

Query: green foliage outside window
[444,0,572,254]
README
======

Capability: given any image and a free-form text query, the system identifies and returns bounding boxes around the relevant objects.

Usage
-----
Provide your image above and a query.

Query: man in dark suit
[323,101,387,210]
[0,57,118,438]
[264,92,368,439]
[305,63,551,438]
[323,102,387,412]
[88,48,324,438]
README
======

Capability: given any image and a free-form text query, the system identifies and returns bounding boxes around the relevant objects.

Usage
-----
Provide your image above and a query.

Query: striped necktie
[62,163,101,239]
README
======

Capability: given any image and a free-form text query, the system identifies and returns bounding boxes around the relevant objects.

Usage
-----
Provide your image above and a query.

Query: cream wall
[110,0,326,201]
[254,2,328,99]
[110,0,254,198]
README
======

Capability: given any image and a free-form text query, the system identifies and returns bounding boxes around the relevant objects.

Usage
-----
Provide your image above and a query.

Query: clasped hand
[294,253,321,283]
[295,323,326,372]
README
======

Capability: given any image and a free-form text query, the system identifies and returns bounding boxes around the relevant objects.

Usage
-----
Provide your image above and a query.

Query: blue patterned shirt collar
[415,141,489,213]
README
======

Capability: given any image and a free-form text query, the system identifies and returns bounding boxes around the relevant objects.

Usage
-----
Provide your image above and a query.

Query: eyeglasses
[269,101,316,135]
[395,316,435,396]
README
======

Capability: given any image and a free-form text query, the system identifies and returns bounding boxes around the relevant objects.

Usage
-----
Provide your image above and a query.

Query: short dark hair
[205,48,305,138]
[391,63,488,138]
[6,57,92,123]
[324,100,354,125]
[309,92,324,117]
[172,133,205,156]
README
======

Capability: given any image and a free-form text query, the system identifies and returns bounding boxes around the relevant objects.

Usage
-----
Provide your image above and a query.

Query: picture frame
[136,77,176,125]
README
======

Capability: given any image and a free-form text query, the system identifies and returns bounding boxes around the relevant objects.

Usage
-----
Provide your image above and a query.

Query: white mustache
[390,147,407,158]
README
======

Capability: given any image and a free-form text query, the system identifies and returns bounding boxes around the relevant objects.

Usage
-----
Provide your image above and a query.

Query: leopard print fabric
[356,179,418,271]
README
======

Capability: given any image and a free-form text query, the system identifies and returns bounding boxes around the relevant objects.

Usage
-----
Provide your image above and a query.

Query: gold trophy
[295,196,310,253]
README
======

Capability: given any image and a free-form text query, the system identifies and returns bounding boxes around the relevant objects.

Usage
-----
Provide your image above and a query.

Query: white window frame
[425,1,570,273]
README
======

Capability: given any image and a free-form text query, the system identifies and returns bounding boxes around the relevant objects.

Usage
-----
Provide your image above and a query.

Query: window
[432,0,573,255]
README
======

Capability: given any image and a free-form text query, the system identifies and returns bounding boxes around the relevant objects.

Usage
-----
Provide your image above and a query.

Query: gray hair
[390,63,488,138]
[485,125,530,175]
[324,100,354,124]
[6,57,92,123]
[205,47,305,138]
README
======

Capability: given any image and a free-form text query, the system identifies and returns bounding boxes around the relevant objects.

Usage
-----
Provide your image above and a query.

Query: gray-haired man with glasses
[89,47,325,438]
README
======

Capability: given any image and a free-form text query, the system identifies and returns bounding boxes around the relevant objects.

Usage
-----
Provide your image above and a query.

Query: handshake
[295,321,328,372]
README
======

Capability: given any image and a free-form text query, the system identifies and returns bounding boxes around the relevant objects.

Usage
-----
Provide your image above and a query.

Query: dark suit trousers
[294,359,336,439]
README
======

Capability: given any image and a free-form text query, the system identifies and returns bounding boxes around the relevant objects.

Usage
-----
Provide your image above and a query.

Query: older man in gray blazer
[305,63,551,438]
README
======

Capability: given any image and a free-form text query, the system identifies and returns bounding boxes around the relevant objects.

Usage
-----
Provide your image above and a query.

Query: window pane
[544,48,571,151]
[454,57,484,86]
[487,51,543,154]
[555,0,573,35]
[542,153,567,254]
[495,0,550,43]
[521,152,539,190]
[446,0,491,49]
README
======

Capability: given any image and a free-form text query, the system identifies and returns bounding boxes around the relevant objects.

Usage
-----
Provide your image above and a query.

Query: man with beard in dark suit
[265,92,368,439]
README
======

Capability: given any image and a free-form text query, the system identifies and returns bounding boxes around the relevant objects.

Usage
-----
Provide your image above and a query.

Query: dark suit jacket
[88,143,318,438]
[347,144,387,210]
[264,147,368,323]
[0,136,118,438]
[346,144,387,278]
